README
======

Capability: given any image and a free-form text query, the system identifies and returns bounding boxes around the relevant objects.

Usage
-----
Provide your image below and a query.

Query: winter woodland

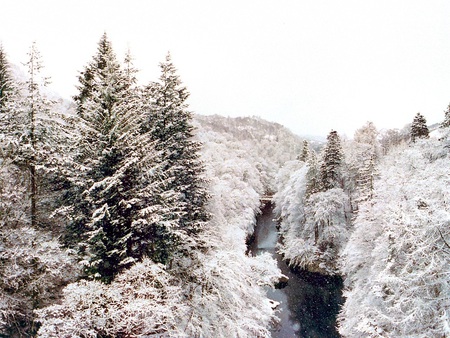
[0,34,449,337]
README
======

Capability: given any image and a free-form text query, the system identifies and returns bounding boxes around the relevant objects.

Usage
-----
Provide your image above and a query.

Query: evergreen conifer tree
[410,112,429,142]
[441,104,450,128]
[0,42,67,228]
[0,44,20,157]
[0,44,13,114]
[71,35,181,282]
[298,140,310,162]
[70,34,136,281]
[305,150,321,197]
[320,130,343,191]
[143,53,210,256]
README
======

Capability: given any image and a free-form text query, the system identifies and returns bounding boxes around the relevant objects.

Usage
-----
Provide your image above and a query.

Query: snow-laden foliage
[338,134,450,337]
[0,45,80,337]
[442,103,450,128]
[180,119,288,337]
[2,36,303,337]
[343,122,381,208]
[36,260,186,338]
[182,250,280,338]
[410,112,429,142]
[0,164,79,336]
[274,162,350,274]
[274,129,353,275]
[142,52,210,249]
[320,130,344,191]
[194,114,307,194]
[0,225,79,337]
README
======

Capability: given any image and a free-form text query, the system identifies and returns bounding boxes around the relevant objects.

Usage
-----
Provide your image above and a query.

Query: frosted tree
[0,44,14,114]
[143,53,210,260]
[0,219,79,337]
[441,103,450,128]
[70,35,180,282]
[305,149,321,197]
[353,121,380,158]
[380,127,409,154]
[320,130,344,191]
[410,112,429,142]
[339,138,450,337]
[298,139,310,162]
[71,34,131,280]
[0,42,70,229]
[0,43,79,337]
[346,122,380,205]
[35,260,186,337]
[0,44,20,158]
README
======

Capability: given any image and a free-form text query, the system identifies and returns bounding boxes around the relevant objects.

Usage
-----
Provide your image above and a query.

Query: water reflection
[249,203,343,338]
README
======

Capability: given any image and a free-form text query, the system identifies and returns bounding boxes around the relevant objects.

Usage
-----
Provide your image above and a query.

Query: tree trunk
[30,163,36,228]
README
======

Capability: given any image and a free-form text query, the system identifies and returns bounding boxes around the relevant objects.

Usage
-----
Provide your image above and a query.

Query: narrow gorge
[249,203,343,338]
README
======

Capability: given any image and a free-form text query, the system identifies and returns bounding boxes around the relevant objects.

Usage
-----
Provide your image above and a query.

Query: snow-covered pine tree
[0,44,14,114]
[142,53,210,257]
[71,35,179,282]
[0,44,20,157]
[441,103,450,128]
[410,112,429,142]
[0,42,69,229]
[320,130,344,191]
[70,34,137,281]
[305,149,321,197]
[298,139,310,162]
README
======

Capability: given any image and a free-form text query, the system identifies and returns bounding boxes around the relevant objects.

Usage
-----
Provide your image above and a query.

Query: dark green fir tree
[305,149,321,197]
[143,52,210,256]
[0,44,14,114]
[298,140,310,162]
[410,112,429,142]
[71,35,183,282]
[320,130,344,191]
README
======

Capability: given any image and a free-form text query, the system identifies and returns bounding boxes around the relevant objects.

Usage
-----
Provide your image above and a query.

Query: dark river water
[248,203,343,338]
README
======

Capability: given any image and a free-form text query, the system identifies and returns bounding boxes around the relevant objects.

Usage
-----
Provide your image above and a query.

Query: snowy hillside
[194,114,308,195]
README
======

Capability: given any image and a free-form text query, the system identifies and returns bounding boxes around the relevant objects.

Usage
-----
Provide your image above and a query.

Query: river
[248,203,343,338]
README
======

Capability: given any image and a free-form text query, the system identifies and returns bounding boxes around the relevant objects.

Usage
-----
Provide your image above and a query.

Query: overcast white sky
[2,0,450,137]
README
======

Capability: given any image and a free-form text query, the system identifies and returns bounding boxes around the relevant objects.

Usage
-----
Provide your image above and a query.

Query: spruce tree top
[320,130,343,190]
[73,33,125,118]
[298,140,310,162]
[410,112,429,142]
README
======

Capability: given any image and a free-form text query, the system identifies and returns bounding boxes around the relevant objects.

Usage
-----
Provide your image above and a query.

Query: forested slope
[272,112,450,336]
[338,131,450,337]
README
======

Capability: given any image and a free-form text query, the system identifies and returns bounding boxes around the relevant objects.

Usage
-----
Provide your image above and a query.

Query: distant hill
[194,114,323,153]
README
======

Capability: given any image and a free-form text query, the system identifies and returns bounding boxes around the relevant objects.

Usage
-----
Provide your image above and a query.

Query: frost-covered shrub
[338,137,450,337]
[0,225,79,337]
[184,250,281,338]
[36,259,186,338]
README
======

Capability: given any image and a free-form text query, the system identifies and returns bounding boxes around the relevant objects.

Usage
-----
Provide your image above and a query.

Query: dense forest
[1,33,449,337]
